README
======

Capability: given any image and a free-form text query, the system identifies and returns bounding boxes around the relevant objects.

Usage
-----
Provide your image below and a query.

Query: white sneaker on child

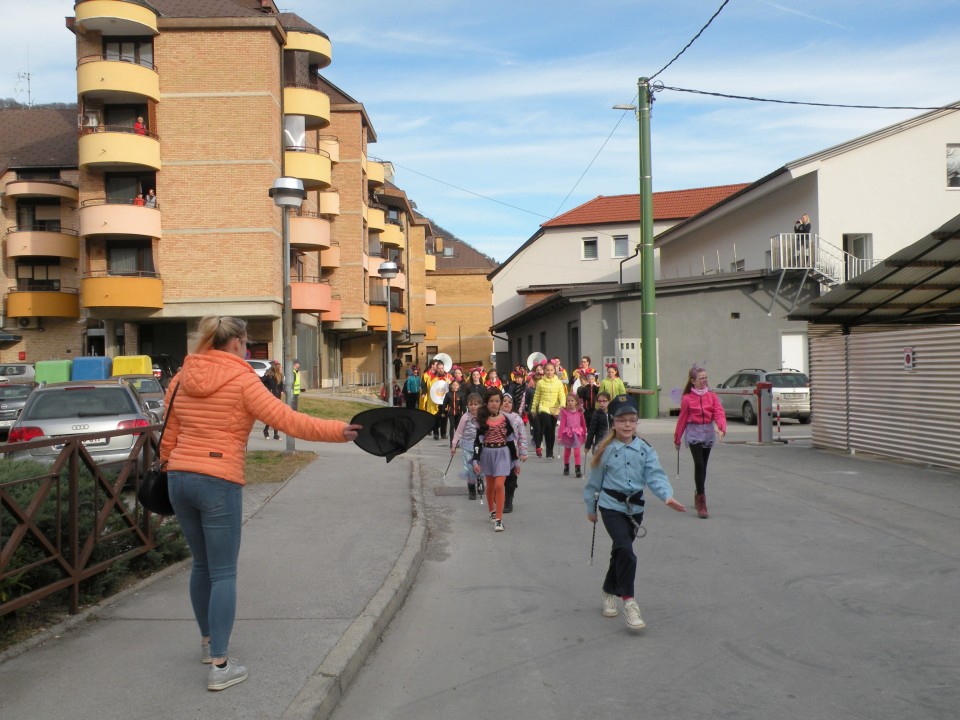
[602,592,619,618]
[622,599,646,630]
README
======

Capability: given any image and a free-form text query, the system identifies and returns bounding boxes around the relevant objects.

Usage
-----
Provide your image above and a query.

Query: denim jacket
[583,436,673,515]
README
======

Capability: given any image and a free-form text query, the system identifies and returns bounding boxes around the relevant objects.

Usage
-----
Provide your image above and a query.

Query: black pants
[448,412,463,443]
[538,412,557,456]
[530,413,542,450]
[433,411,446,439]
[404,393,419,409]
[688,443,712,495]
[599,506,644,598]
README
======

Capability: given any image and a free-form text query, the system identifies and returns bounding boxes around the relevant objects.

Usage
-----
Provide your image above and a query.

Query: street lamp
[378,261,399,406]
[613,77,658,418]
[269,176,306,450]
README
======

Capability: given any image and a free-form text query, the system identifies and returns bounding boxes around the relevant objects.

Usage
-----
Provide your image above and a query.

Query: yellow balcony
[6,290,81,319]
[320,297,342,322]
[283,85,330,129]
[368,304,404,331]
[75,0,159,36]
[381,222,405,249]
[425,287,437,306]
[367,160,385,186]
[291,278,331,312]
[5,228,80,259]
[318,189,339,216]
[81,274,163,309]
[285,30,332,69]
[367,207,386,233]
[77,57,160,102]
[4,179,78,202]
[79,200,162,239]
[320,243,340,269]
[284,148,330,189]
[425,254,436,272]
[79,128,161,171]
[319,136,339,164]
[289,212,330,250]
[425,322,438,341]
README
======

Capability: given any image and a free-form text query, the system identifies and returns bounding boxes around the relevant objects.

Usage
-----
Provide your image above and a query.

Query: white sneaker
[489,510,497,523]
[494,519,504,532]
[207,658,248,691]
[622,599,646,630]
[602,592,619,618]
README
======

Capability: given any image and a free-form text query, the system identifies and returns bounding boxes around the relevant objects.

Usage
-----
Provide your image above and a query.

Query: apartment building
[1,0,448,390]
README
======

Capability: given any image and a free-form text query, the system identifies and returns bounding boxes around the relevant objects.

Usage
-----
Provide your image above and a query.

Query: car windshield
[767,373,809,387]
[25,388,137,420]
[0,385,32,400]
[128,378,163,393]
[0,365,28,377]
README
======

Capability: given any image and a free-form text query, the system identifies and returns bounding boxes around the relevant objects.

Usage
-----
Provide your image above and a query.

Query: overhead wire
[649,0,731,80]
[655,85,957,111]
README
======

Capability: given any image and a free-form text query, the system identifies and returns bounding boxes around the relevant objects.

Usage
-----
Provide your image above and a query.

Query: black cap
[608,394,638,417]
[350,407,436,462]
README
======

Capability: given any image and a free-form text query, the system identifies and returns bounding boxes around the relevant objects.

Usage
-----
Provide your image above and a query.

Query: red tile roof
[541,184,751,228]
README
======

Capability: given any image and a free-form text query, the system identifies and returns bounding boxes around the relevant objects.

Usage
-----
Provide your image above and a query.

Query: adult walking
[290,358,302,411]
[403,368,421,409]
[160,316,361,691]
[531,361,566,460]
[673,364,726,518]
[261,360,283,440]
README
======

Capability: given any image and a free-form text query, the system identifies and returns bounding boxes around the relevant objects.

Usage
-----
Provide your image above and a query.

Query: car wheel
[742,401,757,426]
[799,415,812,424]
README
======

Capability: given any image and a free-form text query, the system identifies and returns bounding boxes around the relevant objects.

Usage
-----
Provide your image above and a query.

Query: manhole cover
[435,486,469,496]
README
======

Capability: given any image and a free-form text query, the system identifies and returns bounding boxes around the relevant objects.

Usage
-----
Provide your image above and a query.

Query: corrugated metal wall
[810,324,960,469]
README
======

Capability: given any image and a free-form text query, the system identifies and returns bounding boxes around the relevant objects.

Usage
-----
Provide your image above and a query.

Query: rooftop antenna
[15,46,31,106]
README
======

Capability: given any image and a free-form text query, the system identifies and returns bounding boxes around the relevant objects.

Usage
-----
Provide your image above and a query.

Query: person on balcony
[145,189,157,208]
[793,213,811,235]
[793,214,812,266]
[133,193,145,207]
[134,116,146,135]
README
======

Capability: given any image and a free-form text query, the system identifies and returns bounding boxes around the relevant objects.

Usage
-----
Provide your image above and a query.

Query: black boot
[468,484,477,500]
[563,464,570,476]
[274,432,280,440]
[504,487,514,513]
[263,427,269,438]
[575,464,582,478]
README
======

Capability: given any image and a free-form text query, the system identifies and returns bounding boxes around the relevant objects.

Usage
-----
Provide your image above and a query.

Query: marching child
[584,395,685,630]
[443,379,465,446]
[600,363,627,399]
[577,371,600,427]
[484,369,503,391]
[473,389,520,532]
[584,392,612,455]
[499,393,528,513]
[451,393,484,499]
[557,393,587,477]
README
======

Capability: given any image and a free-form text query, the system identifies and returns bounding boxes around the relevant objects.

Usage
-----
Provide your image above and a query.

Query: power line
[649,0,731,80]
[658,85,957,111]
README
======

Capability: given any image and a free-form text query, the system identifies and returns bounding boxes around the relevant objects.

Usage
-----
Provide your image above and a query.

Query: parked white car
[715,368,811,425]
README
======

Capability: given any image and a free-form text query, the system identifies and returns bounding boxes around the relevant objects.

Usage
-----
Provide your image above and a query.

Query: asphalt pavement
[2,409,959,720]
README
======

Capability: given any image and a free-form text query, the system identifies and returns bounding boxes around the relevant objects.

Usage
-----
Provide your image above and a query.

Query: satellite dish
[429,379,450,405]
[526,352,547,370]
[433,353,453,373]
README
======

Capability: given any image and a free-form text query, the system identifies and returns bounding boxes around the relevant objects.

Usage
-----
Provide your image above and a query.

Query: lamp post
[614,77,658,418]
[269,177,306,450]
[378,261,399,406]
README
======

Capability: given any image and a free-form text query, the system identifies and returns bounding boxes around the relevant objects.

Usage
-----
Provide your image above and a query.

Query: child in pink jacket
[557,394,588,477]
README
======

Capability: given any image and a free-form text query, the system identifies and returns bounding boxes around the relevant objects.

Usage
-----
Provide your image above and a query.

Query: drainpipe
[619,244,640,285]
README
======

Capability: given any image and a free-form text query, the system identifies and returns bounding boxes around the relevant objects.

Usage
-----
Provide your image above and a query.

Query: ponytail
[192,316,247,354]
[590,428,618,467]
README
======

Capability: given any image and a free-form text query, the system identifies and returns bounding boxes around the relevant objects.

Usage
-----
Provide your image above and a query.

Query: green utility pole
[637,77,658,418]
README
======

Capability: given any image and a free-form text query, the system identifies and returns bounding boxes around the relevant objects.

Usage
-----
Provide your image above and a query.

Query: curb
[281,457,428,720]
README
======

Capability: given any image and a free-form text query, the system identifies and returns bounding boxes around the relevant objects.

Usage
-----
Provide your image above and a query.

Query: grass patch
[245,451,317,485]
[299,396,379,422]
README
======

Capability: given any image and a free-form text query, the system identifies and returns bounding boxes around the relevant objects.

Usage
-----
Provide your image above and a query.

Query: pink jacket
[558,407,587,442]
[674,390,727,445]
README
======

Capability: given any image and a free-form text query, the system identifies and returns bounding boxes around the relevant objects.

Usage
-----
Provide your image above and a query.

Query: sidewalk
[0,430,425,720]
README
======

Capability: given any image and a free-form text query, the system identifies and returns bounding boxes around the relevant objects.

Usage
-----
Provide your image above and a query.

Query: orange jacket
[160,349,348,485]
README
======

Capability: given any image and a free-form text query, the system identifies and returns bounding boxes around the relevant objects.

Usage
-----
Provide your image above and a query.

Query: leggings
[688,442,712,495]
[563,446,582,465]
[485,475,506,519]
[538,412,557,456]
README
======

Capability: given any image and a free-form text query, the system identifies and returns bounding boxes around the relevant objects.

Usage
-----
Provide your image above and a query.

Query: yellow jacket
[160,350,347,485]
[532,376,567,416]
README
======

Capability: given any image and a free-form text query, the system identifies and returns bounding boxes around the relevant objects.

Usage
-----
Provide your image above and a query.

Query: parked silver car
[0,383,34,439]
[0,363,35,385]
[116,374,166,423]
[7,380,155,466]
[715,368,811,425]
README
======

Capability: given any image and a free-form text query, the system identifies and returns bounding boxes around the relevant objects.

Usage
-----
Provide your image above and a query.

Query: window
[16,199,60,231]
[730,259,745,272]
[612,235,629,258]
[948,144,960,187]
[105,172,156,203]
[582,237,598,260]
[103,39,154,69]
[108,240,155,275]
[16,260,61,291]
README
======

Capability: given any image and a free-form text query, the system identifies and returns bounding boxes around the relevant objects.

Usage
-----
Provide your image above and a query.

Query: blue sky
[4,1,960,261]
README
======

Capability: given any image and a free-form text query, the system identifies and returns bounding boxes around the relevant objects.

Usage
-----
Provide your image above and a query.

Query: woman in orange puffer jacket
[160,315,360,691]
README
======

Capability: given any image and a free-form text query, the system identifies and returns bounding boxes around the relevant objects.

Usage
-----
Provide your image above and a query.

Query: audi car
[116,374,166,423]
[6,380,155,467]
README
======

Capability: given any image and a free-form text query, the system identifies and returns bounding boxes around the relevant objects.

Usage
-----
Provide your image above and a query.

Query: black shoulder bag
[137,382,180,516]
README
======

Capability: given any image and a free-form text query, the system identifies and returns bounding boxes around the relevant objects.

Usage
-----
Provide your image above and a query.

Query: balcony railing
[769,233,879,286]
[11,283,78,293]
[5,225,78,237]
[78,53,157,72]
[80,124,159,140]
[82,196,160,209]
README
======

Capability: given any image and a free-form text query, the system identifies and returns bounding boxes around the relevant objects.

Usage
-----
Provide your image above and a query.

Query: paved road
[332,418,960,720]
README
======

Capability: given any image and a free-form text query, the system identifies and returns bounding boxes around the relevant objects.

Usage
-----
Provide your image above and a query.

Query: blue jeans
[168,471,243,658]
